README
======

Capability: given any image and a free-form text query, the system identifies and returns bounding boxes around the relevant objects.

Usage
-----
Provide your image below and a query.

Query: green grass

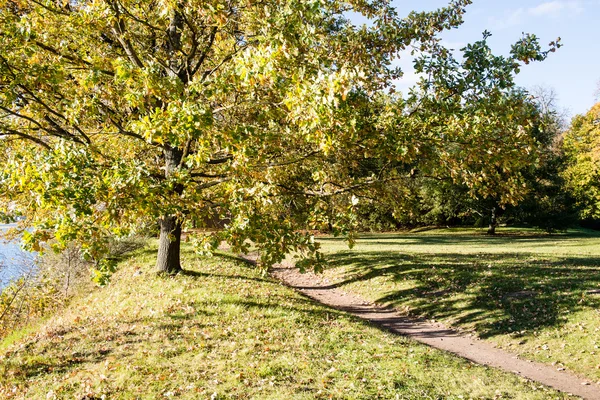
[0,242,572,399]
[316,228,600,383]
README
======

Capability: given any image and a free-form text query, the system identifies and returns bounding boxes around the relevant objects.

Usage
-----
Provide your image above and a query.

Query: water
[0,224,36,290]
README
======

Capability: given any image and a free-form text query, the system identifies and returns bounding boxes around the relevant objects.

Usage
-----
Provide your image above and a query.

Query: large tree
[0,0,557,277]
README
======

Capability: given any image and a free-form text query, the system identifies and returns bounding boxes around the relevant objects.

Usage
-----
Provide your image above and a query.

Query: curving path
[266,263,600,400]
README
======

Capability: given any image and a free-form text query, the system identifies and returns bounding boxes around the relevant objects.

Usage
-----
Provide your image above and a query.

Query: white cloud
[440,40,467,50]
[490,1,584,29]
[508,8,527,24]
[529,1,584,17]
[489,8,525,30]
[529,1,564,15]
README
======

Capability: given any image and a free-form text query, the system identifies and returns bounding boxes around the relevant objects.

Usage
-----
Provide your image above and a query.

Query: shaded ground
[323,251,600,337]
[270,264,600,400]
[1,245,571,399]
[314,229,600,385]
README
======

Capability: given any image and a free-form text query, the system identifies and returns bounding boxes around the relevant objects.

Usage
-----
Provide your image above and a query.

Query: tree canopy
[374,85,577,233]
[0,0,558,278]
[562,103,600,221]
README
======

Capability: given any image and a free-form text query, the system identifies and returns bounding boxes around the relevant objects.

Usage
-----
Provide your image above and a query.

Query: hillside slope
[0,245,572,399]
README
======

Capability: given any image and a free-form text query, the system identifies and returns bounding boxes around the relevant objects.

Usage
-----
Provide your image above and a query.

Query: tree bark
[156,215,183,274]
[156,145,184,274]
[487,206,497,235]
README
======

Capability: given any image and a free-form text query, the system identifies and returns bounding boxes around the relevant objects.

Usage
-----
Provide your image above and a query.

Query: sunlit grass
[0,242,572,399]
[317,228,600,382]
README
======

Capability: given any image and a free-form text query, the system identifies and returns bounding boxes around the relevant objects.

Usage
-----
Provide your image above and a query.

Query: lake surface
[0,224,35,290]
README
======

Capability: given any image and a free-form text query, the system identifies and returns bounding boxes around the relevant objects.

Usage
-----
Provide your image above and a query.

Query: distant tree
[362,85,576,234]
[496,85,577,232]
[0,0,558,279]
[562,103,600,221]
[528,85,568,140]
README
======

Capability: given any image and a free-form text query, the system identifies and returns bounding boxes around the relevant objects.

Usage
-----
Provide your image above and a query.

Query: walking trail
[239,254,600,400]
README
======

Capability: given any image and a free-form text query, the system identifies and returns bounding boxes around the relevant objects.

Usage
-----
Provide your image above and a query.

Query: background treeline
[352,90,600,233]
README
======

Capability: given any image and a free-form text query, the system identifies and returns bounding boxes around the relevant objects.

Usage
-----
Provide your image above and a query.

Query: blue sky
[355,0,599,117]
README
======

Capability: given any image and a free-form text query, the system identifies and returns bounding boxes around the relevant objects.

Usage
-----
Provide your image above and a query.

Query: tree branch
[206,154,233,165]
[277,176,410,198]
[108,1,145,69]
[196,178,231,190]
[33,41,114,76]
[0,127,51,150]
[190,26,218,77]
[263,150,321,168]
[190,172,228,179]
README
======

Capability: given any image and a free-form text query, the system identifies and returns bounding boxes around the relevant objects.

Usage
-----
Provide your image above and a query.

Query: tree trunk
[156,145,184,274]
[487,206,497,235]
[156,215,183,274]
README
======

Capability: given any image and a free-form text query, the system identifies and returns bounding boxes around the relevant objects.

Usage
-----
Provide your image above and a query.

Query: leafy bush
[0,236,147,339]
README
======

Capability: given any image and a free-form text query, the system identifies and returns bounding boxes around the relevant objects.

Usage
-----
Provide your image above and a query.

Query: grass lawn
[316,228,600,383]
[0,242,572,399]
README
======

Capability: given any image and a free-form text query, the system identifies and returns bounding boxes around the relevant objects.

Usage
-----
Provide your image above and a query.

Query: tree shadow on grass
[318,230,600,249]
[1,344,114,380]
[325,251,600,338]
[180,269,271,284]
[0,270,355,385]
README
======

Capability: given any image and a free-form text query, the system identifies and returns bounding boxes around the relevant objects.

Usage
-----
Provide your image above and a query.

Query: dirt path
[267,264,600,400]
